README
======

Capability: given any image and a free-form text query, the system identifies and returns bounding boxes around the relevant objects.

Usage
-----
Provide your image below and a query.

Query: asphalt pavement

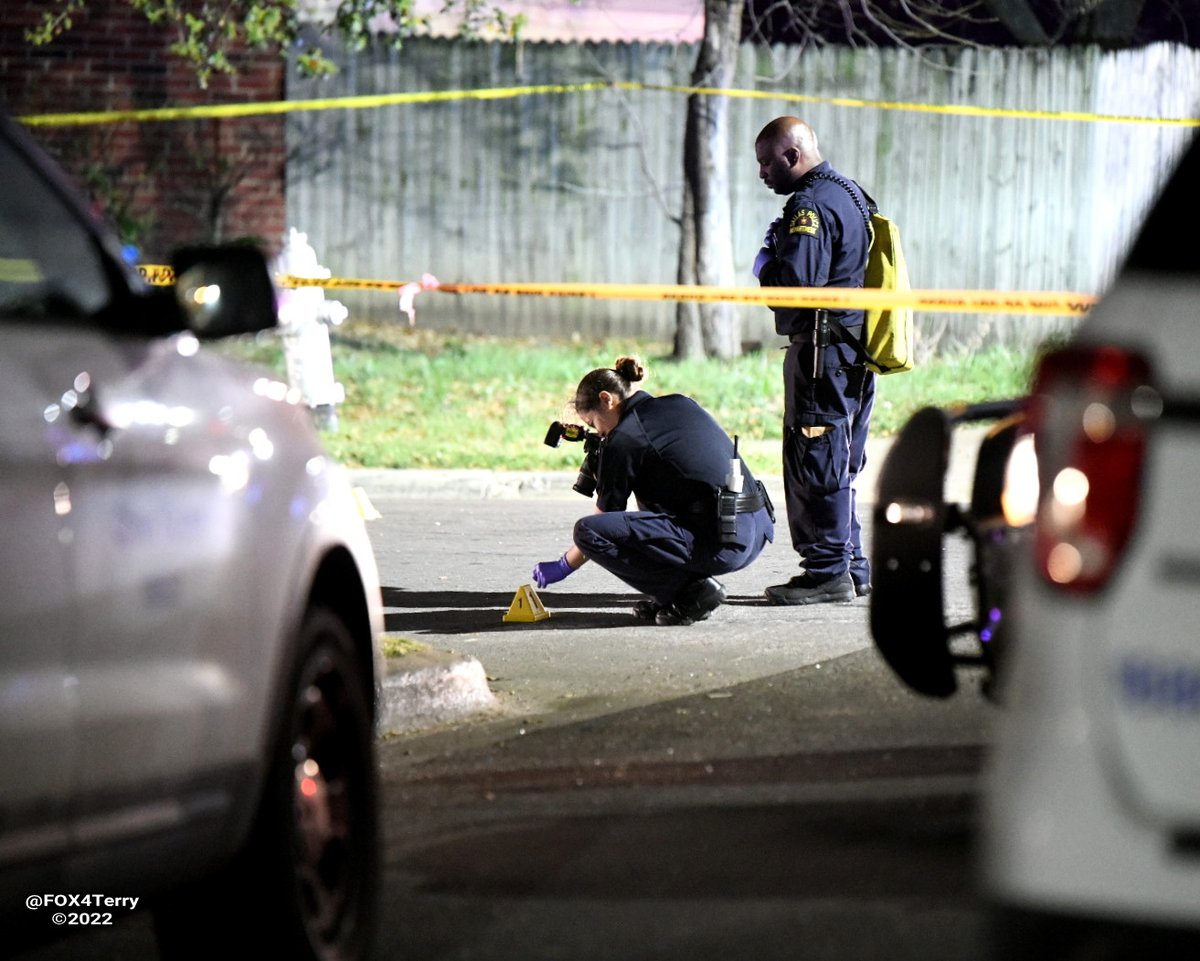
[363,428,987,737]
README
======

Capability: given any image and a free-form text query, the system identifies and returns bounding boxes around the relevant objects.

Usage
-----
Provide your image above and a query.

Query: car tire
[154,605,379,961]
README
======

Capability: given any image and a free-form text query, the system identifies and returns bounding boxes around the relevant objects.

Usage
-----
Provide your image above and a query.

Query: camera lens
[573,456,597,497]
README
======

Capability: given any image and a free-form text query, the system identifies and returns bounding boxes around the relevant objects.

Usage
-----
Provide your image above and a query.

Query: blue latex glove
[532,555,573,589]
[752,245,774,279]
[752,218,780,279]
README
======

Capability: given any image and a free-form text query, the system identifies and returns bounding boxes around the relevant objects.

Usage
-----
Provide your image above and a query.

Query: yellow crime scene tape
[59,72,1139,323]
[143,265,1096,317]
[615,82,1200,127]
[17,82,613,127]
[19,80,1199,128]
[26,74,1171,322]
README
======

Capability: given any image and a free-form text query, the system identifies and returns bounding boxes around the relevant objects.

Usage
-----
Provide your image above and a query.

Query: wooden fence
[285,36,1199,355]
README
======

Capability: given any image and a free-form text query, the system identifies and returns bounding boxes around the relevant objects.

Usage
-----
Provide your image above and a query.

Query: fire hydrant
[272,228,348,432]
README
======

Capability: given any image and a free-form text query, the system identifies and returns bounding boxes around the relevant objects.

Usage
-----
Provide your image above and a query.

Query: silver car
[870,134,1200,957]
[0,112,385,960]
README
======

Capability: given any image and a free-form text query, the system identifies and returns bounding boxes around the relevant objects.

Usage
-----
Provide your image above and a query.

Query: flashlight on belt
[812,308,830,378]
[718,435,742,545]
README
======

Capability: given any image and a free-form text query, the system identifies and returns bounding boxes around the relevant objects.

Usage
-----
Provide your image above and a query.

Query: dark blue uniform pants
[573,507,773,605]
[782,340,875,584]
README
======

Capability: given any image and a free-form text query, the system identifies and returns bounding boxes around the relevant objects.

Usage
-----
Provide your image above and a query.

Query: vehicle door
[0,135,96,883]
[0,319,78,879]
[0,124,256,854]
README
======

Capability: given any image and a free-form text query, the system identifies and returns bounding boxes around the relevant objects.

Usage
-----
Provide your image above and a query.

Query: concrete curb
[350,429,988,506]
[351,468,582,500]
[377,645,498,737]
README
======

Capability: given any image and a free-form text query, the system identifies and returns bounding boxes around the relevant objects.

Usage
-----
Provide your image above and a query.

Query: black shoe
[656,577,726,625]
[654,602,718,626]
[764,572,855,606]
[654,604,695,626]
[853,579,872,598]
[633,599,665,621]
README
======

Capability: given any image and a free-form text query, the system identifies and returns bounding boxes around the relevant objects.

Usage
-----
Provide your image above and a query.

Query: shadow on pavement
[383,587,635,609]
[396,790,977,899]
[381,587,776,634]
[383,587,637,633]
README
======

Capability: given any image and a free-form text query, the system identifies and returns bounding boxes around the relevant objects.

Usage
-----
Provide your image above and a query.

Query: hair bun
[614,355,645,382]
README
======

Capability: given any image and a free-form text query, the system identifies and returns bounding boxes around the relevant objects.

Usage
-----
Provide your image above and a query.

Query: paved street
[371,642,994,961]
[372,490,883,727]
[358,469,997,961]
[11,436,996,960]
[355,439,993,955]
[360,478,995,960]
[364,425,988,734]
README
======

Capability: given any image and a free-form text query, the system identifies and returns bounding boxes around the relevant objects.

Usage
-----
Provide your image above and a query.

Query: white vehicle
[0,112,385,961]
[870,135,1200,957]
[982,142,1200,957]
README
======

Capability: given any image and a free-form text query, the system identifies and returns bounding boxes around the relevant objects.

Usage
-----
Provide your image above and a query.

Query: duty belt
[679,481,770,517]
[788,325,864,344]
[730,486,768,514]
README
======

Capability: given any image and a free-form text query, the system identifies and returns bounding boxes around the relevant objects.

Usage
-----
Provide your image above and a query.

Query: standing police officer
[753,116,875,605]
[531,356,774,626]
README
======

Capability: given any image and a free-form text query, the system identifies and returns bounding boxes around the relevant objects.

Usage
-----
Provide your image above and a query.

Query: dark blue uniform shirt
[759,161,872,339]
[595,391,755,522]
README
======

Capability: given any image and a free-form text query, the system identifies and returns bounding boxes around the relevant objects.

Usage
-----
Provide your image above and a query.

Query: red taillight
[1026,346,1159,594]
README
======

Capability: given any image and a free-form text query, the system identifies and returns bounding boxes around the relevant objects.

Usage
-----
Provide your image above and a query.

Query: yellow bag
[814,173,915,374]
[862,210,915,374]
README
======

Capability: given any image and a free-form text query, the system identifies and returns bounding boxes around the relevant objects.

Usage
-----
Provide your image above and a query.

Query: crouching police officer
[531,355,775,625]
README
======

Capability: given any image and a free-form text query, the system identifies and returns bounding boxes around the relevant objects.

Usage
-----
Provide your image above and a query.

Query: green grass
[220,322,1036,478]
[381,635,430,658]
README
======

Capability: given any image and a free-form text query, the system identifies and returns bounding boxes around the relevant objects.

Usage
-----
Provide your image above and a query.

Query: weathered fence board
[286,37,1199,354]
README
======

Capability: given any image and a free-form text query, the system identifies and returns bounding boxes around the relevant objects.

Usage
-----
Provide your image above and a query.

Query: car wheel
[155,605,378,961]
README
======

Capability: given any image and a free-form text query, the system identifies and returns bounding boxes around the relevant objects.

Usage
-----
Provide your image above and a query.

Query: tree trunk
[673,0,744,361]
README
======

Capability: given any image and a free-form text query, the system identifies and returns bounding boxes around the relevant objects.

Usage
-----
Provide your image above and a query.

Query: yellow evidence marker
[503,583,550,623]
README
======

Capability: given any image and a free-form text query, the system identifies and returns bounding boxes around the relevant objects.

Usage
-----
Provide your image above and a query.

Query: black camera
[544,421,602,498]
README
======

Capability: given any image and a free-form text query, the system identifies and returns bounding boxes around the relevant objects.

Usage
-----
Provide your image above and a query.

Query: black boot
[655,577,726,625]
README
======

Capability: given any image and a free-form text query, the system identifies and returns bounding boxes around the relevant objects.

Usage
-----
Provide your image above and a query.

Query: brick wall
[0,0,286,260]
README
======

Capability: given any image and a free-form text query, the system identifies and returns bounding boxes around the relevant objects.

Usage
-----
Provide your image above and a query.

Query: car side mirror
[170,245,279,339]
